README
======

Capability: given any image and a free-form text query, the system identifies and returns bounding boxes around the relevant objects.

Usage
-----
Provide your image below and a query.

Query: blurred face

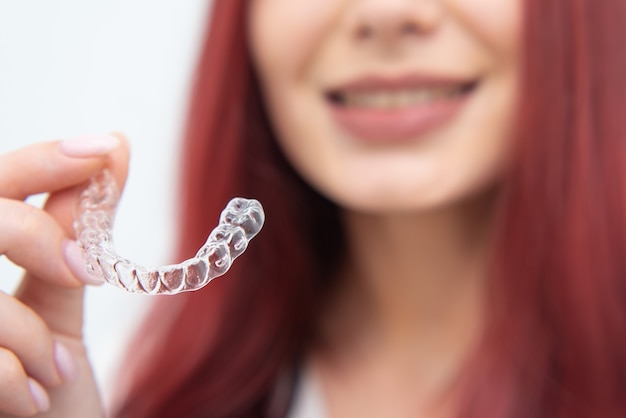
[249,0,521,213]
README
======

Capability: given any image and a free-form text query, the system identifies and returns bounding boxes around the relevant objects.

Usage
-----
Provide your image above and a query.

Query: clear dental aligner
[73,170,265,295]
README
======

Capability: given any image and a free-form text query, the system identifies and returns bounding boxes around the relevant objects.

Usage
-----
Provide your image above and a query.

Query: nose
[350,0,442,43]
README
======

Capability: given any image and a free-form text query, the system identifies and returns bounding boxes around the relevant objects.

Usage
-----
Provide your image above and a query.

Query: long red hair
[112,0,626,417]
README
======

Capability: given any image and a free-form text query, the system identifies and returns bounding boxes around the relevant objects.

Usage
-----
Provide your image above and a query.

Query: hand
[0,134,129,417]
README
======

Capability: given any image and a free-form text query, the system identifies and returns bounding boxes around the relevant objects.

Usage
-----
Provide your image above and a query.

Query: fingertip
[104,131,131,192]
[109,131,128,143]
[58,134,121,159]
[53,341,78,383]
[27,378,50,413]
[62,240,104,286]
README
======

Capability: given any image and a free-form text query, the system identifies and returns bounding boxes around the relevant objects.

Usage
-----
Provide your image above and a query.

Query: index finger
[0,134,120,201]
[44,132,131,238]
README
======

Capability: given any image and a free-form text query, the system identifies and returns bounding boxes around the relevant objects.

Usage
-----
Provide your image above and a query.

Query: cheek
[249,0,339,83]
[249,0,344,187]
[248,0,340,166]
[448,0,521,59]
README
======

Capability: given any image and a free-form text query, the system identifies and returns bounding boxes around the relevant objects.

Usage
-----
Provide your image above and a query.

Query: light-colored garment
[287,366,328,418]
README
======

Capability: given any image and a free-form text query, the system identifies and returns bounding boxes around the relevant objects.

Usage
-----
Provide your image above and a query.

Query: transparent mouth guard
[73,170,264,295]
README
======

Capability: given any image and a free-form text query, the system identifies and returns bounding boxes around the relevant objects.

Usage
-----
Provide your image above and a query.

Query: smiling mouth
[324,77,480,142]
[327,80,478,110]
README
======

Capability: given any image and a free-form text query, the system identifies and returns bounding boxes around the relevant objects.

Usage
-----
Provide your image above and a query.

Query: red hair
[112,0,626,416]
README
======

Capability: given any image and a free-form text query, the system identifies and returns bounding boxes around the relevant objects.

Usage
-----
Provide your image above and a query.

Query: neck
[346,191,496,329]
[316,190,499,403]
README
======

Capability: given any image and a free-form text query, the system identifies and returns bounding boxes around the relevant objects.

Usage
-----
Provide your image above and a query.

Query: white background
[0,0,212,405]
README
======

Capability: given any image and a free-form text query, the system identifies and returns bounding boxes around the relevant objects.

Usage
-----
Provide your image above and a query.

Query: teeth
[340,86,466,109]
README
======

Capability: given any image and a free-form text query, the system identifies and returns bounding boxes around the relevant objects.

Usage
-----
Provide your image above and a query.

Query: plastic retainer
[73,170,264,294]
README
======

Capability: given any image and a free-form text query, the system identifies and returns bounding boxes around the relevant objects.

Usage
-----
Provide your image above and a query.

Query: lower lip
[327,93,470,143]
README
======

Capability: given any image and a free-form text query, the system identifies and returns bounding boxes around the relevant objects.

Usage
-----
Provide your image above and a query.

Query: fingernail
[54,341,79,383]
[28,378,50,413]
[58,134,120,158]
[62,239,104,286]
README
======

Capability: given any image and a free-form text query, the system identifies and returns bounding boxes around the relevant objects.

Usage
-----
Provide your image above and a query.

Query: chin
[321,183,450,214]
[320,173,501,215]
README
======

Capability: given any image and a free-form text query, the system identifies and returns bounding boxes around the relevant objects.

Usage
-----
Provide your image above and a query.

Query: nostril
[356,25,374,40]
[351,2,442,43]
[400,22,419,36]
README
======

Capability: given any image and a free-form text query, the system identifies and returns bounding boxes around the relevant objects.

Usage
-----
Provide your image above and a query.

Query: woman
[1,0,625,417]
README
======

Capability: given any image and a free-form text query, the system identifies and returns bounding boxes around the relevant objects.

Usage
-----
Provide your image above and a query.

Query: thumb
[16,134,130,337]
